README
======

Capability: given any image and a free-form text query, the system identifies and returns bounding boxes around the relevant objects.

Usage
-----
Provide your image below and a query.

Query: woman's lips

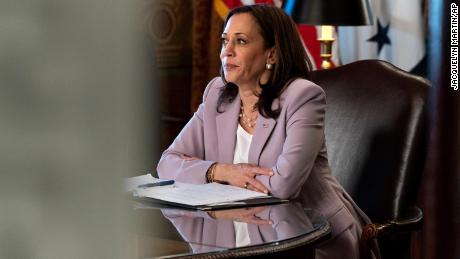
[224,63,239,70]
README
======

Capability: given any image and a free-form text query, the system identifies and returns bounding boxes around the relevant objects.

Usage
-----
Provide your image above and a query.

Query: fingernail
[270,172,274,176]
[269,221,273,224]
[264,190,268,194]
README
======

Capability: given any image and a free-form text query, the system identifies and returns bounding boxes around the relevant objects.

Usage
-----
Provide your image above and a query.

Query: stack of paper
[124,174,286,210]
[136,182,268,206]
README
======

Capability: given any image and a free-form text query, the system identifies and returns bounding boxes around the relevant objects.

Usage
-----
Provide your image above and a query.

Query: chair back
[309,60,429,222]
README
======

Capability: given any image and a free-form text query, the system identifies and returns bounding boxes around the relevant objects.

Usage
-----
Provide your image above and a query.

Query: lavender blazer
[157,77,370,233]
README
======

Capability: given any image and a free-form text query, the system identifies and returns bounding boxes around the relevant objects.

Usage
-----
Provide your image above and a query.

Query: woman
[157,4,377,258]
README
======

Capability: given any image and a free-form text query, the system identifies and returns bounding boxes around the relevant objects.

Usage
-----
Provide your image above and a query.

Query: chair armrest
[359,206,423,259]
[363,206,423,239]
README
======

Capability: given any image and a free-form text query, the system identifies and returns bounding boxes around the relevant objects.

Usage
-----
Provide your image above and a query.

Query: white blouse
[232,124,253,247]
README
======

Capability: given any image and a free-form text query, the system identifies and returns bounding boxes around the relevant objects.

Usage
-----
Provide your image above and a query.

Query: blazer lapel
[248,115,276,165]
[216,99,240,163]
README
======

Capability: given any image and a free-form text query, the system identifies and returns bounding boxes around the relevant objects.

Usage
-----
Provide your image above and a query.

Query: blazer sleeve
[156,78,218,184]
[266,83,326,199]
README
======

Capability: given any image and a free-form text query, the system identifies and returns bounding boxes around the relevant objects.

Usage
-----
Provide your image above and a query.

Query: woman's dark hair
[217,4,313,119]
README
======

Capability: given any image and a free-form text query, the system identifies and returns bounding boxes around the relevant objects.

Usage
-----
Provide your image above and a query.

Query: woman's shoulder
[202,77,226,101]
[208,76,226,87]
[280,78,326,103]
[205,77,226,93]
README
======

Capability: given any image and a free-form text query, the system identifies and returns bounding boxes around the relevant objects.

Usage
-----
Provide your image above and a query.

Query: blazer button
[263,123,269,128]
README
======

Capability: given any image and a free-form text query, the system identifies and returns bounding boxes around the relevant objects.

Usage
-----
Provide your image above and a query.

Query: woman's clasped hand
[213,163,273,194]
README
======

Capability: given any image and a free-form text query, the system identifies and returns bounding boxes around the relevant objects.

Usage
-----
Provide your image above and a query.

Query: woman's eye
[237,39,246,45]
[221,38,228,45]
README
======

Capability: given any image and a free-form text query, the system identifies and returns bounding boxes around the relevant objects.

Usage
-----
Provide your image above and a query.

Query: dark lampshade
[286,0,373,26]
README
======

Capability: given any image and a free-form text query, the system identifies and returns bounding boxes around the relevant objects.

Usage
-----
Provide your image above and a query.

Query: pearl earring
[266,63,273,70]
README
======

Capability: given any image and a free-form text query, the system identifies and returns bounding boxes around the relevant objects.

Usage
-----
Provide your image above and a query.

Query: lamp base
[321,60,333,70]
[319,39,334,70]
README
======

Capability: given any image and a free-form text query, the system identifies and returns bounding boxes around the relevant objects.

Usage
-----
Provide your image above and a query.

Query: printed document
[135,181,269,206]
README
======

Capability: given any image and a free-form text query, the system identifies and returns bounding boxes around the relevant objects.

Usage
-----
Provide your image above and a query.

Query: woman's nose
[222,42,235,57]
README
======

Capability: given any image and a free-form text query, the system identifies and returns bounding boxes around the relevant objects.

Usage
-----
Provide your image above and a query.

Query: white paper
[135,182,269,207]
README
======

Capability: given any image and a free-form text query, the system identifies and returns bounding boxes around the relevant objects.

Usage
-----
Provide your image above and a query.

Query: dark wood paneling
[146,0,195,154]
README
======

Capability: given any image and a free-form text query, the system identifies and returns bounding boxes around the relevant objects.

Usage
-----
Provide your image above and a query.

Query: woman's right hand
[213,163,273,194]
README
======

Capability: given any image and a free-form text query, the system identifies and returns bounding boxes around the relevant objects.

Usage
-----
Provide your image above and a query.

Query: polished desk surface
[129,201,331,258]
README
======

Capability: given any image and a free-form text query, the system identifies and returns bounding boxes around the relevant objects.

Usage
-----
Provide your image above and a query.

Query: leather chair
[308,60,430,259]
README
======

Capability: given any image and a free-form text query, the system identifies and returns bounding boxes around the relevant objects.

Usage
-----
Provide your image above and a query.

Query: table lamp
[285,0,373,69]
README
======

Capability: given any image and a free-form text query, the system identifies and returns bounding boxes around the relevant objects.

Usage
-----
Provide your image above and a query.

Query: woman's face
[220,13,271,87]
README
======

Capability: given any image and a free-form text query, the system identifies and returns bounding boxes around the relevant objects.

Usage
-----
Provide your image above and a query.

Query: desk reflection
[131,201,364,258]
[161,202,322,253]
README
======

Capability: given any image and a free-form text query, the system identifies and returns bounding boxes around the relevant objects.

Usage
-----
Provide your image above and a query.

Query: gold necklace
[239,105,258,128]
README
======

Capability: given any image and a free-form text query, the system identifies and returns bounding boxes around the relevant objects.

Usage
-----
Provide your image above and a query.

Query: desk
[129,201,331,258]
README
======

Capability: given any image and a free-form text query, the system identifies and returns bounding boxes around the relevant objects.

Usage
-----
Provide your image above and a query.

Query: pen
[138,180,175,188]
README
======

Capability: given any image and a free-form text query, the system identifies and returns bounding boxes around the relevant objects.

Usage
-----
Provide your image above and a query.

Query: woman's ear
[260,47,277,85]
[267,47,277,64]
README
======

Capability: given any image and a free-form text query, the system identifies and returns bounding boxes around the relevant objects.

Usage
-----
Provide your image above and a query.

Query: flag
[338,0,425,73]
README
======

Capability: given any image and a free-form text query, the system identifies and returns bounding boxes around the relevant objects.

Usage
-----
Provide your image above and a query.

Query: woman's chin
[224,75,236,84]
